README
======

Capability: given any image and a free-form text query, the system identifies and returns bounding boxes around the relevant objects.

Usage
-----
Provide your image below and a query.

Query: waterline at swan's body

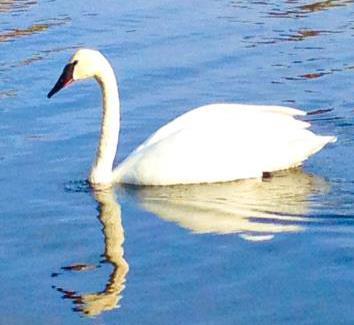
[47,49,336,186]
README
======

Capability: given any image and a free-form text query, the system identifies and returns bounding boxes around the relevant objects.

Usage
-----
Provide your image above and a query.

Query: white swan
[47,49,336,186]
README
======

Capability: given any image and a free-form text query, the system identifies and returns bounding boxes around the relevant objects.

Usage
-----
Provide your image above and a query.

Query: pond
[0,0,354,323]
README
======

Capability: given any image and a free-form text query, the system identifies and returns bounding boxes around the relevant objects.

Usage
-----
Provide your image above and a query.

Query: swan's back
[114,104,336,185]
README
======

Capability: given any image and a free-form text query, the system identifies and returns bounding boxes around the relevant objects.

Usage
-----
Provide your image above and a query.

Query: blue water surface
[0,0,354,324]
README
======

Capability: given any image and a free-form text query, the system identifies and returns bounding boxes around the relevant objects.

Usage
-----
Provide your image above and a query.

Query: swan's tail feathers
[326,135,337,144]
[311,135,337,156]
[293,134,337,168]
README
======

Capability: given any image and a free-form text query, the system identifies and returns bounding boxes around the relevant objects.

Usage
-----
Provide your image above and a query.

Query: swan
[47,48,336,186]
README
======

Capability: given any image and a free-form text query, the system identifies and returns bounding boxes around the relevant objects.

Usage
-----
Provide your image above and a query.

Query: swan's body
[114,104,335,185]
[48,49,336,186]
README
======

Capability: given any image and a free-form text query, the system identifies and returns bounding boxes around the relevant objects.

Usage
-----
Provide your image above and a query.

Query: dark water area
[0,0,354,323]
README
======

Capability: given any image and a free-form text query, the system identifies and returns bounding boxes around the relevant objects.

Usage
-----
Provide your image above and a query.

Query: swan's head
[47,49,109,98]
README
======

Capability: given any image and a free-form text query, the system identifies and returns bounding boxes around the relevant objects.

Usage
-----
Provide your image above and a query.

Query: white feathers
[54,49,336,186]
[113,104,336,185]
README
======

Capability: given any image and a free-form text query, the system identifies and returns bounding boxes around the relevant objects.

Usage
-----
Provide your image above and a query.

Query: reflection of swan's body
[48,49,336,186]
[56,188,129,317]
[126,169,328,241]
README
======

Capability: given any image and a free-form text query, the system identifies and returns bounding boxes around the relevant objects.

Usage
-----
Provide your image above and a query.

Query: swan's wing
[133,103,308,152]
[114,104,332,185]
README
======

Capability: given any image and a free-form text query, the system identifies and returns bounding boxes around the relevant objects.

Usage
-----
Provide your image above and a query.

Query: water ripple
[0,0,36,14]
[0,17,70,43]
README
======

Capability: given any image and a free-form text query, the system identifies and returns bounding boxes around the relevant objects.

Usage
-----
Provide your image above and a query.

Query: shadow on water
[52,188,129,318]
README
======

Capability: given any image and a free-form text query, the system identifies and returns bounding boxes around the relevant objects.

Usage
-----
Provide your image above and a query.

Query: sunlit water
[0,0,354,323]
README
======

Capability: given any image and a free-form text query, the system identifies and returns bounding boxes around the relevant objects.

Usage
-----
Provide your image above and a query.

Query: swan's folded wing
[131,103,308,154]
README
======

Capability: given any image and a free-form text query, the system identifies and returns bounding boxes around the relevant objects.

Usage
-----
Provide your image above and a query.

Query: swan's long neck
[89,62,120,185]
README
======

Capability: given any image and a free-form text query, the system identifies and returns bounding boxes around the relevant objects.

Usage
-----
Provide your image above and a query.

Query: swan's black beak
[47,61,77,98]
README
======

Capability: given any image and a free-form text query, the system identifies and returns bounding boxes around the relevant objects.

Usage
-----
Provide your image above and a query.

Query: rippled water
[1,0,354,323]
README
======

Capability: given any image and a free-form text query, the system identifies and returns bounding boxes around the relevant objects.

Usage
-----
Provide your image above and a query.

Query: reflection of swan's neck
[53,188,129,317]
[99,190,128,273]
[79,188,129,317]
[89,63,120,185]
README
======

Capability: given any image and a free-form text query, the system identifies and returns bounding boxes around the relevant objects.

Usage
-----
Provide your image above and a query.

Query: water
[0,0,354,323]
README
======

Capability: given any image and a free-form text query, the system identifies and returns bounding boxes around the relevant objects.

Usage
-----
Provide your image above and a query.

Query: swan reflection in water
[126,169,329,241]
[55,187,129,317]
[56,169,328,317]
